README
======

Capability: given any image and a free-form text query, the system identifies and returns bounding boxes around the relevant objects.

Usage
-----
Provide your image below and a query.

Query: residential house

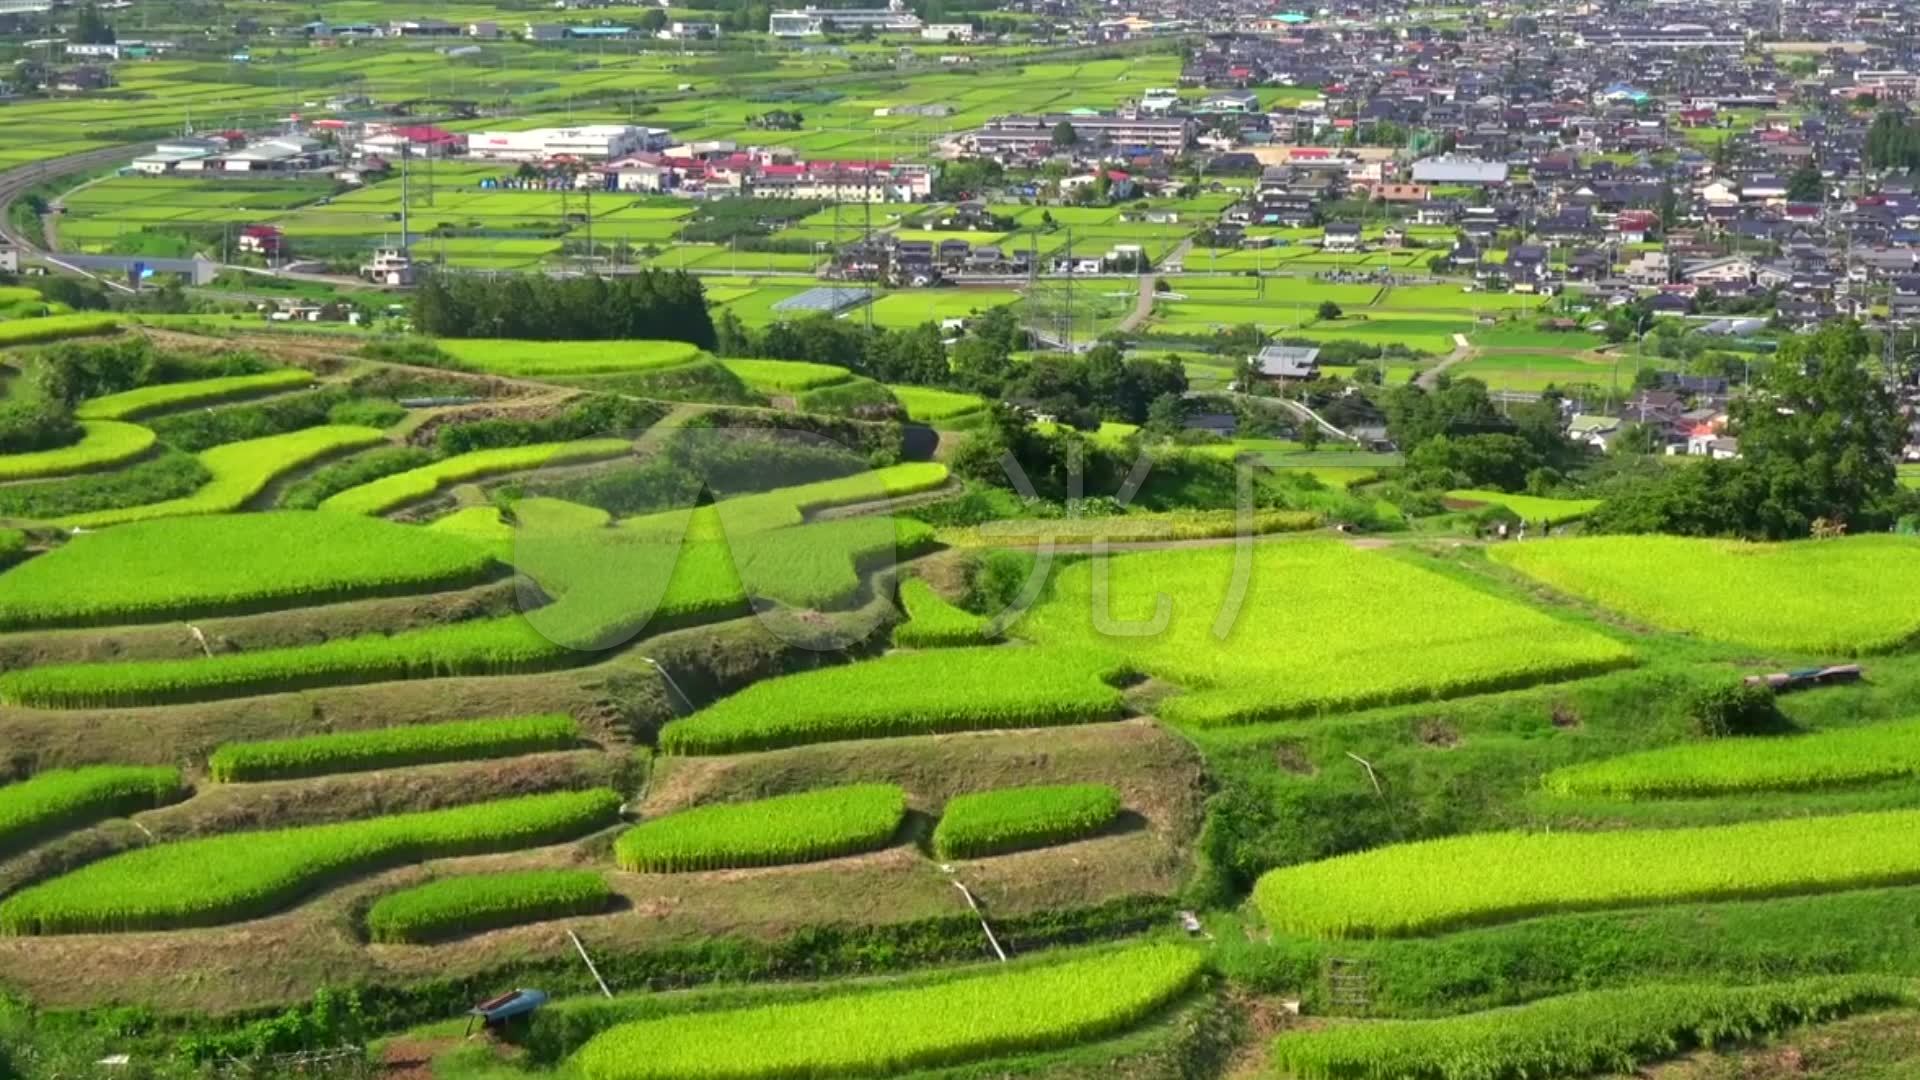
[1250,345,1321,384]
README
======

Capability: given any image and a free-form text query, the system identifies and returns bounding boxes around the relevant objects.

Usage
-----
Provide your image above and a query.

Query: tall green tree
[1786,161,1824,203]
[1590,322,1911,537]
[70,3,114,43]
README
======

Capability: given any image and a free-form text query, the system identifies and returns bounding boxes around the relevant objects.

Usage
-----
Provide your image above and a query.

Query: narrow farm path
[1415,333,1477,389]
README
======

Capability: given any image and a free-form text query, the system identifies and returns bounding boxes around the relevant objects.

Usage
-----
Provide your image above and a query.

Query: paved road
[0,142,146,254]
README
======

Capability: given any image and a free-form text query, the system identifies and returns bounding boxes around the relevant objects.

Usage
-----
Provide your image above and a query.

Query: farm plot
[894,578,995,647]
[887,385,986,423]
[1470,324,1608,350]
[0,615,578,709]
[0,421,154,481]
[1014,542,1634,726]
[208,714,580,782]
[365,869,613,944]
[659,647,1130,754]
[570,943,1204,1080]
[519,514,931,652]
[616,462,949,537]
[931,783,1121,859]
[74,369,315,421]
[1277,316,1472,356]
[1378,285,1545,312]
[1268,978,1908,1080]
[720,358,854,392]
[614,784,906,872]
[438,339,704,377]
[321,439,634,515]
[865,290,1021,328]
[0,789,620,935]
[51,426,388,529]
[1543,716,1920,799]
[1253,807,1920,938]
[0,766,182,856]
[1444,490,1602,524]
[0,512,496,629]
[1449,353,1618,392]
[1489,535,1920,655]
[0,314,118,346]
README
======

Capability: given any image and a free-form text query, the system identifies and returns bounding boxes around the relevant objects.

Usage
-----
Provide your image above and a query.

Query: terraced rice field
[1490,535,1920,654]
[1015,542,1635,725]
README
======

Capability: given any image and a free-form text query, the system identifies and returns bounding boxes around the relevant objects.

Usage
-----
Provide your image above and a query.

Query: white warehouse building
[465,125,670,162]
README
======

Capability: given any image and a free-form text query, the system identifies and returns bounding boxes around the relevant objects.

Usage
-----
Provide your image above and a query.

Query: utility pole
[399,145,410,255]
[1063,224,1073,351]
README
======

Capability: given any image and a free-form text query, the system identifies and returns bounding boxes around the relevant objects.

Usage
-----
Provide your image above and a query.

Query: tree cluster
[70,3,114,43]
[410,271,717,348]
[1384,377,1578,492]
[1866,110,1920,172]
[1589,323,1914,538]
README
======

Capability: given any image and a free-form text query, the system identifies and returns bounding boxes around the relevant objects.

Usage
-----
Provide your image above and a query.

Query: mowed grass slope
[1490,535,1920,655]
[1016,543,1635,725]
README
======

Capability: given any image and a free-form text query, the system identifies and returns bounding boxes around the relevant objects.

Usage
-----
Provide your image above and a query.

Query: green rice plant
[0,616,576,709]
[0,511,496,628]
[1268,977,1909,1080]
[147,387,400,452]
[514,496,611,532]
[733,516,935,609]
[615,784,905,872]
[659,647,1130,755]
[0,421,153,481]
[519,514,928,650]
[1543,716,1920,799]
[720,358,853,392]
[320,439,632,515]
[208,714,580,782]
[74,369,314,420]
[0,448,208,521]
[617,462,949,537]
[364,869,612,943]
[931,783,1121,859]
[795,376,896,417]
[52,426,387,528]
[570,943,1204,1080]
[938,508,1320,547]
[1016,542,1635,727]
[1489,535,1920,655]
[0,766,182,856]
[438,339,703,377]
[279,445,435,510]
[893,578,996,647]
[429,506,514,544]
[0,314,117,346]
[1444,489,1601,524]
[1253,807,1920,939]
[0,527,22,565]
[888,384,986,423]
[0,789,620,935]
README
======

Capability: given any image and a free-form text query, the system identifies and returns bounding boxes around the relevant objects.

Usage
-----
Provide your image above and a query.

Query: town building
[466,126,671,162]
